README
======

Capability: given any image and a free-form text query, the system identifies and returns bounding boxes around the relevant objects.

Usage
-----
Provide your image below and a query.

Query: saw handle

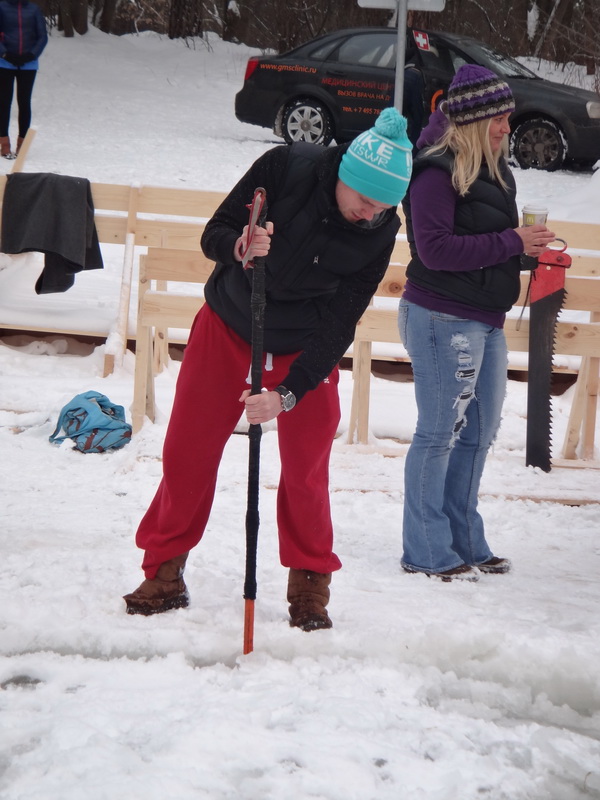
[544,237,568,253]
[530,245,571,302]
[537,247,571,269]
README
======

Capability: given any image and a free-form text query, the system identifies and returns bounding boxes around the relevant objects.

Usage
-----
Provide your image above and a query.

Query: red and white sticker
[413,31,430,51]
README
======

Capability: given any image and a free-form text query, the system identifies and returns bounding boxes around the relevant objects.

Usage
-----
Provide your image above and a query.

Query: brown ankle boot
[1,136,15,159]
[123,553,189,616]
[287,568,332,631]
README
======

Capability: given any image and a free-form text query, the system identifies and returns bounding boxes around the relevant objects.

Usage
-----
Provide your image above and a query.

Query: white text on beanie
[338,107,413,207]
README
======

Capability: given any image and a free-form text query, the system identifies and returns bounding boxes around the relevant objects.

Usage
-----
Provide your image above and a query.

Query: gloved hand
[20,52,35,63]
[4,53,23,66]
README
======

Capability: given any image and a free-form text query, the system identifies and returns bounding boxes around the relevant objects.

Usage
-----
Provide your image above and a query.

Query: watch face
[277,387,296,411]
[282,393,296,411]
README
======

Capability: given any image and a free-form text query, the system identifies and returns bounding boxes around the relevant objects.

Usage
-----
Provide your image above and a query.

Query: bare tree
[411,0,598,74]
[31,0,600,81]
[169,0,203,38]
[216,0,391,53]
[54,0,88,36]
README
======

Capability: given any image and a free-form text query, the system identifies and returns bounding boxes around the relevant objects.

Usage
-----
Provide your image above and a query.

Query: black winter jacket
[403,149,522,313]
[202,143,400,402]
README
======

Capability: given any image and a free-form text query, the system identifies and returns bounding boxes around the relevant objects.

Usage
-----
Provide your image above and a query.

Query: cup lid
[522,204,549,213]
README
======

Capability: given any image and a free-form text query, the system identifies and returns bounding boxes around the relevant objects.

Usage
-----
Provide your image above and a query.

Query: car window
[334,33,396,68]
[454,39,538,78]
[308,40,342,61]
[449,52,469,72]
[415,34,455,75]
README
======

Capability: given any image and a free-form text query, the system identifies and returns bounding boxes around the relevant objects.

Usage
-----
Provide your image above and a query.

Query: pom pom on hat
[338,107,413,207]
[445,64,515,126]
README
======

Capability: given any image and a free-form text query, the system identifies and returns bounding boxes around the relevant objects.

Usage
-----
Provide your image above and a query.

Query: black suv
[235,27,600,171]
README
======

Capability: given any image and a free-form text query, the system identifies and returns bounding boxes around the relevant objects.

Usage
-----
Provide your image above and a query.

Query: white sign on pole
[357,0,445,9]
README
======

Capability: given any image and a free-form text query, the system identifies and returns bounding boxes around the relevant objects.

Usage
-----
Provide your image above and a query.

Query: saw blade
[526,287,566,472]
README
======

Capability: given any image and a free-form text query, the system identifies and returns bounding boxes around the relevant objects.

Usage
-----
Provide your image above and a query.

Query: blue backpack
[49,391,132,453]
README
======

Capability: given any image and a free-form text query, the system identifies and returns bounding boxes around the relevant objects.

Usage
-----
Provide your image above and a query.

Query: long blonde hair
[426,117,509,197]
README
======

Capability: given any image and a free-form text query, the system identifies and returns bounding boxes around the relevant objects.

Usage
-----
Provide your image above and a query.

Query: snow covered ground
[1,27,599,800]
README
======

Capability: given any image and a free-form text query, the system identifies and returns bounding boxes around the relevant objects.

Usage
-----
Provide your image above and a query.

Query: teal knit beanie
[338,107,413,206]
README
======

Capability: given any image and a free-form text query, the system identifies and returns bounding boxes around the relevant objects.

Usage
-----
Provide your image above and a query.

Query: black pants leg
[0,68,17,137]
[15,69,37,138]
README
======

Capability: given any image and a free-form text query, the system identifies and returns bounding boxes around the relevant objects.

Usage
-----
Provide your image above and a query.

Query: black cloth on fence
[1,172,104,294]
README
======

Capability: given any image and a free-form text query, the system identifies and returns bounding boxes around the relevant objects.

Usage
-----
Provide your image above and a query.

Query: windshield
[459,39,538,78]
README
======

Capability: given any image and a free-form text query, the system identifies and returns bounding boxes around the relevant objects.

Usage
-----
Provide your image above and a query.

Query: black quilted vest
[403,150,521,313]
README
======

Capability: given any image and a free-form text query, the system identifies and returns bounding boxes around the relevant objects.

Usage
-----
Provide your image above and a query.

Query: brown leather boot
[287,568,332,631]
[123,553,189,616]
[1,136,15,159]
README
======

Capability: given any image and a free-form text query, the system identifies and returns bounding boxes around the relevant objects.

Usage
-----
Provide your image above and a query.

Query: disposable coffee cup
[522,205,549,226]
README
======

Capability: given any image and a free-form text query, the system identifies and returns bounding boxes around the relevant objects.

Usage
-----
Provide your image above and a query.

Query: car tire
[282,99,333,146]
[510,118,566,171]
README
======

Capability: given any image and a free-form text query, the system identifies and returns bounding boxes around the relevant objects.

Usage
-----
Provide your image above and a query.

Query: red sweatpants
[137,305,343,578]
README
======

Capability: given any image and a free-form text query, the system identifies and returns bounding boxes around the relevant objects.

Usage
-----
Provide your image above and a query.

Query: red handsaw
[241,188,267,270]
[526,240,571,472]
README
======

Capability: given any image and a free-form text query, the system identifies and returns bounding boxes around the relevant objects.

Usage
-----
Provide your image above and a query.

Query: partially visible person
[123,107,413,631]
[398,65,555,582]
[402,41,426,150]
[0,0,47,159]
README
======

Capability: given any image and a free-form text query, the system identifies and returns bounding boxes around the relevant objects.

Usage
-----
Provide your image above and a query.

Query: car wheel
[510,118,566,171]
[282,99,333,146]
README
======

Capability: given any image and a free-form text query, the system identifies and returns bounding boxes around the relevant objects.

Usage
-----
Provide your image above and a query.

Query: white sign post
[357,0,446,108]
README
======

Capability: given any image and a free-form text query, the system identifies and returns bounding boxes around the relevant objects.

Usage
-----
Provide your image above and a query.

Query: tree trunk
[72,0,88,34]
[169,0,203,38]
[533,0,571,58]
[98,0,117,33]
[58,0,74,36]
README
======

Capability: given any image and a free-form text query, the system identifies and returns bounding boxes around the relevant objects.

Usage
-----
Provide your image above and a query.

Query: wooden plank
[354,308,399,343]
[515,274,600,311]
[354,307,600,360]
[0,322,110,339]
[561,276,600,313]
[549,220,600,252]
[376,263,408,297]
[10,127,36,173]
[103,230,136,377]
[94,214,129,245]
[562,356,590,459]
[390,238,411,265]
[144,248,215,282]
[90,182,135,212]
[390,241,599,278]
[137,185,226,218]
[134,218,205,249]
[139,292,204,328]
[567,253,600,277]
[347,340,373,444]
[132,325,154,434]
[550,458,600,472]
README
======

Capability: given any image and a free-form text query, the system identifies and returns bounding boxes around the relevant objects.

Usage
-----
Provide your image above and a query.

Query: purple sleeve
[410,167,524,271]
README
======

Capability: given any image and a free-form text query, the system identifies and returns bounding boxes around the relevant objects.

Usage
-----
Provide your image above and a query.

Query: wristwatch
[274,385,296,412]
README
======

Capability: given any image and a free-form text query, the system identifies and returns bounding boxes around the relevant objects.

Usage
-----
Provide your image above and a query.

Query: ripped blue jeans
[398,299,508,573]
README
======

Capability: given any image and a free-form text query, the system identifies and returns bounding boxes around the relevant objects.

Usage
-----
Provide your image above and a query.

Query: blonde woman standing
[399,65,555,581]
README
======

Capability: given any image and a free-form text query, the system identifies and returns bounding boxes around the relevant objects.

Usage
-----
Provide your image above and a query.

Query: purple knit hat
[445,64,515,126]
